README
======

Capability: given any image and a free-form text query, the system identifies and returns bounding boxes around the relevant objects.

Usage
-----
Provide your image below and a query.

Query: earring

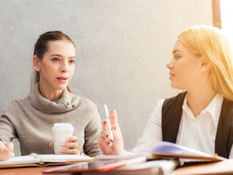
[201,68,204,71]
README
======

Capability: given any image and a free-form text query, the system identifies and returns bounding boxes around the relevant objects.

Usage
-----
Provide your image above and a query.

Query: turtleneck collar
[29,83,80,114]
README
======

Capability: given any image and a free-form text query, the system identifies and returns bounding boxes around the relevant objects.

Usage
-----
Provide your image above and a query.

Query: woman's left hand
[49,136,81,155]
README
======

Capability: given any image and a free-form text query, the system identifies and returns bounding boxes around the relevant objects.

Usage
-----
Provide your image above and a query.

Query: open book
[151,141,225,161]
[0,153,92,168]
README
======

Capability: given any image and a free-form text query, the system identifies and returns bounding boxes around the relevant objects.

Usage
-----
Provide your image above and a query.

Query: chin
[56,85,68,91]
[170,83,176,89]
[171,85,181,90]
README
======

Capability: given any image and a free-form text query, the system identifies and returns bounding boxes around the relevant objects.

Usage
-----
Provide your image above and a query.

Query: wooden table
[0,166,58,175]
[2,160,233,175]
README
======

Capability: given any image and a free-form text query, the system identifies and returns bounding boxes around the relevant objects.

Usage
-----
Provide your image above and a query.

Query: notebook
[0,153,92,168]
[151,141,225,162]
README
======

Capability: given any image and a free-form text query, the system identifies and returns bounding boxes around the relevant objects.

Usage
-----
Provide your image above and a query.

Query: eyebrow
[172,49,182,54]
[50,54,76,59]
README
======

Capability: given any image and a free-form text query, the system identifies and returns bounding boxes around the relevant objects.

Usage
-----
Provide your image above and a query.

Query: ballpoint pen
[0,140,15,157]
[104,104,114,142]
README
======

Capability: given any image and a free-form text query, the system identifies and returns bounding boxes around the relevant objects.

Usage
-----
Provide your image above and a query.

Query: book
[173,159,233,175]
[80,160,178,175]
[94,154,149,160]
[43,156,147,174]
[151,141,225,162]
[0,153,92,168]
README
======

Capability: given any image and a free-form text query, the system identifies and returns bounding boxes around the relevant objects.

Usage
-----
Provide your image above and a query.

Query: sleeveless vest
[162,92,233,158]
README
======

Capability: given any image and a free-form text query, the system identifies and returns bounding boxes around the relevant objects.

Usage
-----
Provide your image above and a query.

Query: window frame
[212,0,222,29]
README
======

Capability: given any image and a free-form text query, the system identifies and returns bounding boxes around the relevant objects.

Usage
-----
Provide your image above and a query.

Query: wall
[0,0,212,155]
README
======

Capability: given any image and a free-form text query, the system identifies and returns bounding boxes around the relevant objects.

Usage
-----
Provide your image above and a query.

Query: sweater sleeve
[0,103,18,142]
[83,105,102,157]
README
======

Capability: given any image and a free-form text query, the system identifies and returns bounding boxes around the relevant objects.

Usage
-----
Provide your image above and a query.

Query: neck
[186,87,217,117]
[39,84,63,101]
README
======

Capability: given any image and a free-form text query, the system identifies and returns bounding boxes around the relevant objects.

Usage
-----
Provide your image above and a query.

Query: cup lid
[53,123,74,130]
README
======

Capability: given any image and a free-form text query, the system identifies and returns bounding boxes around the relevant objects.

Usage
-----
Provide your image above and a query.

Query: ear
[33,55,40,71]
[200,57,210,72]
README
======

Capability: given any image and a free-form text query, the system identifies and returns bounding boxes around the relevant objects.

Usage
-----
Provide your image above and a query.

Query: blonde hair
[178,25,233,101]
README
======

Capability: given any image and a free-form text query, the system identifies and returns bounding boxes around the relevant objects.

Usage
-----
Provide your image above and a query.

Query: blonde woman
[98,25,233,158]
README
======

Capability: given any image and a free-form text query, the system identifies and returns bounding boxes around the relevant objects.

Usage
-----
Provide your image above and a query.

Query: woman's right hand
[0,142,14,161]
[98,110,128,155]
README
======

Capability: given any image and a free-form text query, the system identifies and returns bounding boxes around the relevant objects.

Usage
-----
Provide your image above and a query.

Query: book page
[0,153,92,166]
[152,141,212,157]
[151,141,225,161]
[0,153,41,165]
[95,154,144,160]
[41,154,92,162]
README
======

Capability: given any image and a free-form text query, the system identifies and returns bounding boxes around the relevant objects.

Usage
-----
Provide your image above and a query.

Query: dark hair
[34,31,75,59]
[31,31,75,92]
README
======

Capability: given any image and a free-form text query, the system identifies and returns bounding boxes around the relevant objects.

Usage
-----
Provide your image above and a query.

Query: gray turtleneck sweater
[0,84,102,157]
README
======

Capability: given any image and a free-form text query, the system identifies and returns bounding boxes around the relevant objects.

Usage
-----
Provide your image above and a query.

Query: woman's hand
[98,110,128,155]
[49,136,81,155]
[0,142,14,161]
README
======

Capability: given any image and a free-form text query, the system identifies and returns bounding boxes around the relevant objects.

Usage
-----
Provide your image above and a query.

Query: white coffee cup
[52,123,74,154]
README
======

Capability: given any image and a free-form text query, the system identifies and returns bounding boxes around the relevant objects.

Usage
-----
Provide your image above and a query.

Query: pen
[104,104,114,142]
[0,140,15,157]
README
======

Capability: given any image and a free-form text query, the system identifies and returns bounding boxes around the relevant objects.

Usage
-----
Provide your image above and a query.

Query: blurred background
[0,0,213,155]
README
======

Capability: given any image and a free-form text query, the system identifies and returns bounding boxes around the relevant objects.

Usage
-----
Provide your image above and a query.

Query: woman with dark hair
[0,31,102,160]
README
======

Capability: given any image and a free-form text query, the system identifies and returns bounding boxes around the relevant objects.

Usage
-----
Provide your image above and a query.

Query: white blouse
[130,93,233,158]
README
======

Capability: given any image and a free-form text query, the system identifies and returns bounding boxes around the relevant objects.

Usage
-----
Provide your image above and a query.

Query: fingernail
[61,143,65,147]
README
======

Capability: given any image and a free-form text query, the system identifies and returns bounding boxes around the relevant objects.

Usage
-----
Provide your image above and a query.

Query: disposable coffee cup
[52,123,74,154]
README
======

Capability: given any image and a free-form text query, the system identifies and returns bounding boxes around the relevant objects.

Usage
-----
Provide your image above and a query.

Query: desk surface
[2,159,233,175]
[0,166,55,175]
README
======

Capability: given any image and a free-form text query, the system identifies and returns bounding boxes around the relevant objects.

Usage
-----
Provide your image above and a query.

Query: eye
[52,57,60,62]
[173,54,181,59]
[69,59,76,64]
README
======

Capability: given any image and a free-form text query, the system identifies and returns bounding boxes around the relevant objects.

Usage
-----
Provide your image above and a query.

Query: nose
[166,60,174,69]
[61,61,68,73]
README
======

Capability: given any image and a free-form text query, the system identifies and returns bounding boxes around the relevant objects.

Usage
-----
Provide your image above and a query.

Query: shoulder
[74,96,100,119]
[65,90,98,114]
[162,92,186,110]
[77,97,98,111]
[2,96,30,116]
[5,96,29,110]
[163,92,186,104]
[153,92,186,110]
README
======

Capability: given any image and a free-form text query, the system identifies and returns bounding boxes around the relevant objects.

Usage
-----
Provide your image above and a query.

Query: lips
[169,72,175,76]
[56,76,69,83]
[169,72,175,79]
[57,76,68,80]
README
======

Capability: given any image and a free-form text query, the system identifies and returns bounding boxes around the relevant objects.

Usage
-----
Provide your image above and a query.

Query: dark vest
[162,92,233,158]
